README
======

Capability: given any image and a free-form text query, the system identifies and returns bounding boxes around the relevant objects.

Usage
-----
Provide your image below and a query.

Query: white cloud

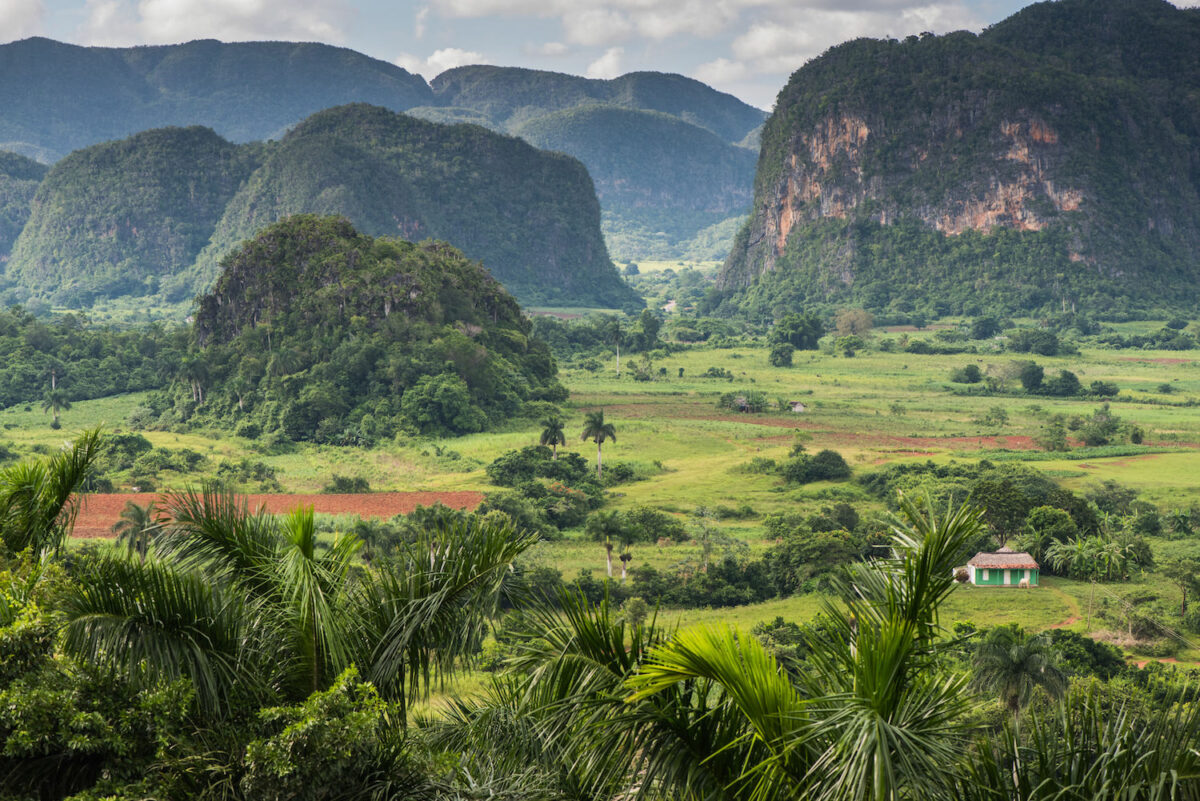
[0,0,45,40]
[585,45,623,78]
[563,7,632,46]
[415,6,429,38]
[526,40,569,56]
[77,0,350,46]
[694,56,749,86]
[395,46,487,79]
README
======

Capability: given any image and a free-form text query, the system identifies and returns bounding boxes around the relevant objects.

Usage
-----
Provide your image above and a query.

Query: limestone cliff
[719,0,1200,316]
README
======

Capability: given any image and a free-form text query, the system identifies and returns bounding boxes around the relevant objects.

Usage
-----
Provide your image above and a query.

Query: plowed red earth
[72,492,484,539]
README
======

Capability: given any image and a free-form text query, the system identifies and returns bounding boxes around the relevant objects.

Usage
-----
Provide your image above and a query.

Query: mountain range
[0,38,764,263]
[2,105,634,309]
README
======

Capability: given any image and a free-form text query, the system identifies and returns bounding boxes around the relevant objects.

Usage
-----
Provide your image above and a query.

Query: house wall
[971,567,1039,586]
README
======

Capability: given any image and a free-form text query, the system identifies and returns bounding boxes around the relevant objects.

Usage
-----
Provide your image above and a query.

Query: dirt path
[74,491,484,538]
[1042,581,1082,629]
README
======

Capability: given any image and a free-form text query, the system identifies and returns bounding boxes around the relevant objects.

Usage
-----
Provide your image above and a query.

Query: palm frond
[62,556,261,716]
[353,516,536,711]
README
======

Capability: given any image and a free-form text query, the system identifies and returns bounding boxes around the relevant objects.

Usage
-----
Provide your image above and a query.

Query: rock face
[719,0,1200,316]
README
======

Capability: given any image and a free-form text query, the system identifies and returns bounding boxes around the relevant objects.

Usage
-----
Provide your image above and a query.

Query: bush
[322,474,370,493]
[781,449,851,484]
[949,364,982,383]
[717,390,769,413]
[768,343,794,367]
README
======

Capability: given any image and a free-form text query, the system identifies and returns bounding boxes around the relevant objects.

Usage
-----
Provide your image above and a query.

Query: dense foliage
[0,307,185,408]
[0,151,46,262]
[160,216,565,442]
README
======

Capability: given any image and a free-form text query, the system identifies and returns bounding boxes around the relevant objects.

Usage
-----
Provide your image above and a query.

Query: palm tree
[0,428,103,556]
[63,485,536,716]
[111,500,162,562]
[972,625,1066,722]
[475,493,983,801]
[580,410,616,479]
[538,416,566,460]
[585,510,622,578]
[41,388,71,428]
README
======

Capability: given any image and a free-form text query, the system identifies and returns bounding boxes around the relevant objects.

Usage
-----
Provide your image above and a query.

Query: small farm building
[964,546,1039,587]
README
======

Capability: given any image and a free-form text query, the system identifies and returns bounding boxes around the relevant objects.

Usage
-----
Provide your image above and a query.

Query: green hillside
[430,66,765,143]
[0,151,47,263]
[187,104,635,308]
[716,0,1200,319]
[5,127,261,306]
[173,215,564,441]
[516,105,756,260]
[431,66,766,260]
[0,37,432,161]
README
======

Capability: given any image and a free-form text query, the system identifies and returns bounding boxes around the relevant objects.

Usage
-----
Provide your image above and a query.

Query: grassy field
[17,324,1200,664]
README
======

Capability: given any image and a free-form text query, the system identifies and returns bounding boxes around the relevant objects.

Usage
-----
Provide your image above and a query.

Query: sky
[1,0,1198,109]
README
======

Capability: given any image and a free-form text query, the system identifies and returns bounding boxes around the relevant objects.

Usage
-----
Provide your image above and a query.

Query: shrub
[950,364,982,383]
[768,343,794,367]
[781,449,851,484]
[322,475,370,493]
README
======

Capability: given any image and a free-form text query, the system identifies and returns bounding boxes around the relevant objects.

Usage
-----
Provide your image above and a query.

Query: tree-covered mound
[0,37,432,161]
[187,104,636,308]
[6,127,261,305]
[716,0,1200,319]
[515,105,757,260]
[163,215,565,443]
[0,151,46,262]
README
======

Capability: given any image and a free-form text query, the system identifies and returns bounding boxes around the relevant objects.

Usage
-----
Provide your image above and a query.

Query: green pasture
[15,326,1200,664]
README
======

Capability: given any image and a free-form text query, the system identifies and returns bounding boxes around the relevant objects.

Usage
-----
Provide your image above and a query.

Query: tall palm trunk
[596,441,603,478]
[605,539,613,578]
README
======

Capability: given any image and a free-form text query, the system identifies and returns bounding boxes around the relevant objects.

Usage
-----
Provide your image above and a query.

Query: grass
[15,324,1200,664]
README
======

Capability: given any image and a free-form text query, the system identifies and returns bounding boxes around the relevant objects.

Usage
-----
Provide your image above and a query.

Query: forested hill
[0,152,47,260]
[191,104,635,307]
[177,215,565,442]
[715,0,1200,319]
[0,38,431,162]
[6,127,261,304]
[514,105,757,261]
[421,67,766,260]
[0,37,766,264]
[428,67,765,144]
[2,106,636,309]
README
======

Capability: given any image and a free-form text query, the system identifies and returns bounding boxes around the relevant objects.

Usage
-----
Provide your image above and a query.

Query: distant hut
[789,400,807,413]
[964,546,1039,587]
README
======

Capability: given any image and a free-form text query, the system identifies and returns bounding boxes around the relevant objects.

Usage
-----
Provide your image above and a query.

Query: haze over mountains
[716,0,1200,317]
[0,38,764,264]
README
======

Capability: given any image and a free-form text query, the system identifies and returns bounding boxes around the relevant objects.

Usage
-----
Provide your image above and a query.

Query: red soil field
[72,491,484,539]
